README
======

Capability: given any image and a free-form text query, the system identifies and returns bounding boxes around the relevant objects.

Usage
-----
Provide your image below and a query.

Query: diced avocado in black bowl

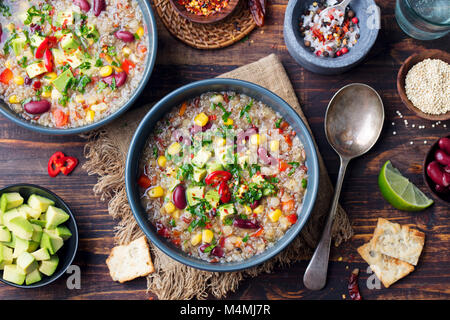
[0,184,78,288]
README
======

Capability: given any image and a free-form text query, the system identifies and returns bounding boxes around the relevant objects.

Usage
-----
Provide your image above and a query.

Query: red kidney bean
[427,161,449,187]
[202,121,212,132]
[435,149,450,166]
[24,76,32,85]
[172,184,187,209]
[24,100,51,114]
[115,30,135,42]
[257,147,277,166]
[435,184,449,194]
[249,200,260,210]
[233,218,260,229]
[211,246,224,258]
[444,165,450,174]
[198,243,209,253]
[73,0,91,12]
[29,23,41,34]
[438,138,450,155]
[93,0,106,16]
[102,71,127,87]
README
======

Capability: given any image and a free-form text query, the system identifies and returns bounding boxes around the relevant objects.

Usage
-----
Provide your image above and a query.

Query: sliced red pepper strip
[205,170,232,187]
[55,156,78,176]
[218,181,231,203]
[35,36,57,59]
[44,49,54,72]
[47,151,65,177]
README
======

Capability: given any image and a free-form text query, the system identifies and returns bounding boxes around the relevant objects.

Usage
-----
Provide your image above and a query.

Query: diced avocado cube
[17,204,41,219]
[30,219,46,228]
[31,248,50,261]
[192,149,212,168]
[206,161,223,174]
[25,61,47,79]
[61,33,80,51]
[31,224,43,243]
[2,264,26,285]
[218,203,236,221]
[186,186,205,206]
[3,209,26,231]
[28,194,54,213]
[52,69,74,93]
[193,167,207,183]
[216,145,234,166]
[55,11,74,27]
[237,154,250,167]
[39,255,59,276]
[40,232,63,255]
[0,226,11,242]
[25,268,42,285]
[205,190,220,209]
[1,233,16,249]
[13,237,31,258]
[251,173,265,185]
[52,48,66,66]
[0,244,13,269]
[65,49,85,69]
[54,225,72,241]
[30,34,45,48]
[10,34,27,56]
[17,252,37,274]
[8,217,34,240]
[45,206,70,229]
[1,192,24,213]
[86,24,100,41]
[28,241,40,252]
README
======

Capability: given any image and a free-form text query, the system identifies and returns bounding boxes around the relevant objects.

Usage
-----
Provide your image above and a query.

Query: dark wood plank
[0,0,448,300]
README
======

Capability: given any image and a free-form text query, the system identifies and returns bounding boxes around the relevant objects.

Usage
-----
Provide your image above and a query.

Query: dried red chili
[348,268,362,300]
[248,0,266,27]
[178,0,229,16]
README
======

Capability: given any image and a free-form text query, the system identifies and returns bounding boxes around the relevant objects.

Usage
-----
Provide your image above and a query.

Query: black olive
[304,40,311,47]
[347,10,355,18]
[323,51,329,57]
[309,47,315,52]
[355,33,360,39]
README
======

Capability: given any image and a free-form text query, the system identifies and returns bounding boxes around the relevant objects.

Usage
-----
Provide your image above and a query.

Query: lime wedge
[378,160,433,211]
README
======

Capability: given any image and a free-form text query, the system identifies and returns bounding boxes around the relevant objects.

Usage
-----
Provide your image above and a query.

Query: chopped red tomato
[137,174,151,189]
[121,59,136,74]
[218,181,231,203]
[53,109,69,127]
[287,214,298,224]
[0,68,13,84]
[278,159,289,172]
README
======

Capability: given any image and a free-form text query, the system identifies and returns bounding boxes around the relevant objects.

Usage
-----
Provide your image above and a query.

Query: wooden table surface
[0,0,448,300]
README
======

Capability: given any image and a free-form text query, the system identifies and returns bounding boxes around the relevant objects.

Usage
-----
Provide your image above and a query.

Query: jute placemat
[83,54,353,300]
[151,0,257,49]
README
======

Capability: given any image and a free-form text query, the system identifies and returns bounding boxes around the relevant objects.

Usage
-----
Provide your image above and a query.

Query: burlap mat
[83,54,353,300]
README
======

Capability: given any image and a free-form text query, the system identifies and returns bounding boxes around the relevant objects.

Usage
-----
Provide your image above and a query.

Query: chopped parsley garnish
[239,100,253,124]
[97,81,108,92]
[275,118,283,128]
[176,164,194,181]
[242,235,249,243]
[217,102,231,122]
[152,146,158,158]
[0,3,11,17]
[223,217,234,226]
[94,59,104,67]
[288,162,300,176]
[301,178,307,189]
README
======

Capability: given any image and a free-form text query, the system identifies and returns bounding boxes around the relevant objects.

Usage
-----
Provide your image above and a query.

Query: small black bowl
[0,184,78,288]
[423,135,450,204]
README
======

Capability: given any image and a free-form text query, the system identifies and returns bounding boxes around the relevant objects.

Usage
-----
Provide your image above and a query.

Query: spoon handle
[339,0,353,9]
[303,157,349,291]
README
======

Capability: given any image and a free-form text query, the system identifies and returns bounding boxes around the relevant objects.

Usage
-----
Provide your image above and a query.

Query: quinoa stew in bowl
[0,0,157,134]
[126,79,319,272]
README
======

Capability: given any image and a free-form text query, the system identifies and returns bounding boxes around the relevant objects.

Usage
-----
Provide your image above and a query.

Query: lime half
[378,160,433,211]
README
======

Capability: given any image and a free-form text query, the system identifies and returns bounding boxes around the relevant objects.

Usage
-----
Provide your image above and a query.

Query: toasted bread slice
[106,236,155,283]
[357,241,414,288]
[371,218,425,266]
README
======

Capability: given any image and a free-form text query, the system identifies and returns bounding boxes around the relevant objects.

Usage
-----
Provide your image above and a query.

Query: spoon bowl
[303,83,384,291]
[325,83,385,159]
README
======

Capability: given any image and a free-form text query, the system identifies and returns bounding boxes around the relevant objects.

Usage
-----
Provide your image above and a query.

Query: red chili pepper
[47,151,65,177]
[35,36,57,59]
[348,268,362,300]
[44,49,54,72]
[218,181,231,203]
[137,174,151,189]
[205,170,232,187]
[55,156,78,175]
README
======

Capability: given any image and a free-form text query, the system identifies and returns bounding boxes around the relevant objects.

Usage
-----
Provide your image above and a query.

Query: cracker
[357,241,414,288]
[106,236,155,283]
[371,218,425,266]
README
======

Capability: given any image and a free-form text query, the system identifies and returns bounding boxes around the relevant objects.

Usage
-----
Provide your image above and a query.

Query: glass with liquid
[395,0,450,40]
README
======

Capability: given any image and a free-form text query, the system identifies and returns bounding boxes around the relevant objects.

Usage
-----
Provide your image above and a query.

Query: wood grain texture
[0,0,448,300]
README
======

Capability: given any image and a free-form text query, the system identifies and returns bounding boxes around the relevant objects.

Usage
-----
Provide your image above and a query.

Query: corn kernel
[5,60,12,69]
[46,72,58,81]
[202,229,214,244]
[75,95,85,104]
[172,210,180,220]
[136,26,144,38]
[191,232,202,246]
[268,209,283,222]
[13,76,24,85]
[157,156,167,168]
[122,46,132,56]
[167,142,181,155]
[103,54,113,64]
[86,96,98,105]
[41,90,51,98]
[88,38,95,46]
[194,112,209,127]
[313,2,318,6]
[6,23,15,32]
[214,137,226,147]
[148,186,164,198]
[243,205,252,215]
[99,65,113,77]
[86,110,95,122]
[112,66,123,73]
[8,95,20,104]
[164,202,176,214]
[253,205,264,214]
[223,117,233,126]
[250,134,260,145]
[270,140,279,152]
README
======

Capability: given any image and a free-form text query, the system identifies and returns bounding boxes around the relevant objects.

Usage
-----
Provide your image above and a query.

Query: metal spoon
[303,83,384,291]
[319,0,353,20]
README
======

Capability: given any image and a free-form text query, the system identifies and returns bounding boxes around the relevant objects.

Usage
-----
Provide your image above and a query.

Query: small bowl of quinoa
[397,49,450,121]
[284,0,380,75]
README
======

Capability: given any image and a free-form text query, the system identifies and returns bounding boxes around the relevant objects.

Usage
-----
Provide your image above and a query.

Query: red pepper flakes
[348,268,362,300]
[178,0,229,16]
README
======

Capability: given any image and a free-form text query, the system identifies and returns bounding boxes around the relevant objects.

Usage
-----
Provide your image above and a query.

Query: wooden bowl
[397,49,450,121]
[169,0,240,24]
[423,134,450,204]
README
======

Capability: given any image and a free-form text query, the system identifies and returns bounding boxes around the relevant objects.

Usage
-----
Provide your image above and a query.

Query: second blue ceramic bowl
[125,78,320,272]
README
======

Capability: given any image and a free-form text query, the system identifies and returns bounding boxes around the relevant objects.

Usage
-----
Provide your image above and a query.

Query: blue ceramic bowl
[0,184,78,288]
[125,79,320,272]
[284,0,380,75]
[0,1,158,135]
